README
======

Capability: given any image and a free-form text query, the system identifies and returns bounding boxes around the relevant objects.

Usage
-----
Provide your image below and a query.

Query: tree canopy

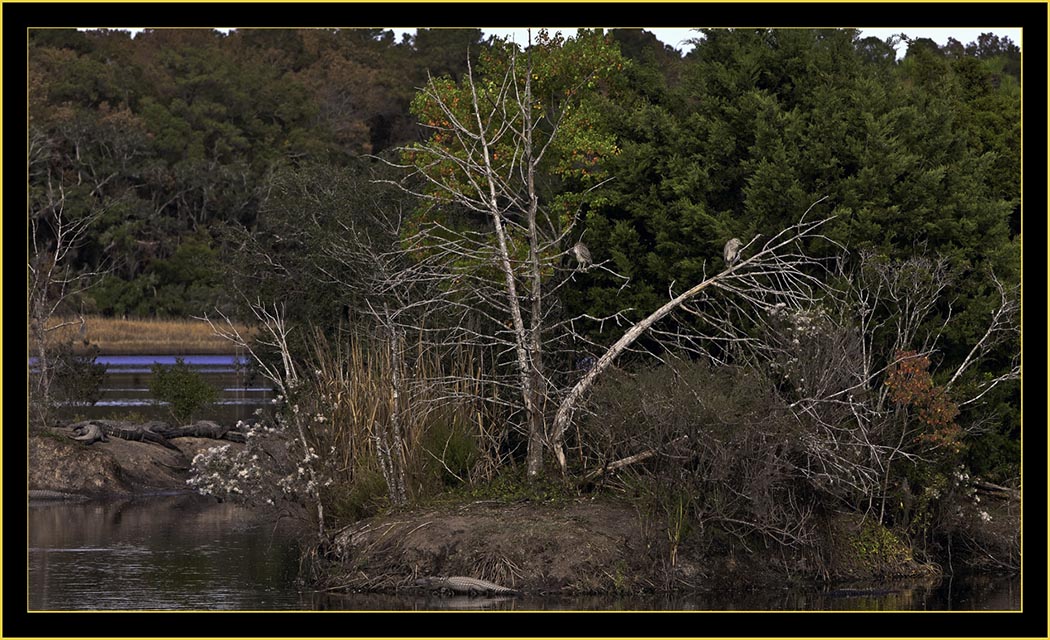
[29,27,1022,479]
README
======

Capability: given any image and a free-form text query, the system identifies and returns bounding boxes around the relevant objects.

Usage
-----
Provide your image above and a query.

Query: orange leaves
[886,350,962,453]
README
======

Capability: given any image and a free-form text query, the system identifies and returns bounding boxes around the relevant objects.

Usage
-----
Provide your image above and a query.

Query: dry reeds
[37,315,255,355]
[304,328,509,512]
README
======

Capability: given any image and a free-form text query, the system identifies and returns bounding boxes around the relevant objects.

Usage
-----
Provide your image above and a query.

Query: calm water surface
[28,494,306,610]
[27,495,1020,612]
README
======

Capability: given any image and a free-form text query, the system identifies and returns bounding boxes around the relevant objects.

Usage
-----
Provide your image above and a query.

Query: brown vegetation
[321,499,942,596]
[38,315,254,355]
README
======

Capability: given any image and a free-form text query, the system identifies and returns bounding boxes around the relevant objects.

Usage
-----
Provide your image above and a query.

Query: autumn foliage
[885,350,962,453]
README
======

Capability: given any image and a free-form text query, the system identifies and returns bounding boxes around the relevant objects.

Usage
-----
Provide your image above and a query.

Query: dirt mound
[28,427,240,497]
[324,497,951,595]
[330,498,656,594]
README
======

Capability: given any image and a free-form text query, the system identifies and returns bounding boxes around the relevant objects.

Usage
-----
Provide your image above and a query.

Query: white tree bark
[550,209,836,473]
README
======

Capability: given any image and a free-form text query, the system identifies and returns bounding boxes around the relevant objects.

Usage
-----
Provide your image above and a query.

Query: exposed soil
[322,497,941,595]
[327,498,656,594]
[28,425,240,497]
[28,426,1016,595]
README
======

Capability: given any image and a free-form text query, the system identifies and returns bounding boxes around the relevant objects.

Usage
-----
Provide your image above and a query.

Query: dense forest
[29,28,1022,574]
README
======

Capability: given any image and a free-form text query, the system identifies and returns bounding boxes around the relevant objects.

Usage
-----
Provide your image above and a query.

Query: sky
[477,27,1023,58]
[108,26,1023,60]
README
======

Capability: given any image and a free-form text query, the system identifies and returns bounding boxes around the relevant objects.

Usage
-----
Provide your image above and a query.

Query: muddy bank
[28,426,241,498]
[28,425,1016,595]
[321,498,940,595]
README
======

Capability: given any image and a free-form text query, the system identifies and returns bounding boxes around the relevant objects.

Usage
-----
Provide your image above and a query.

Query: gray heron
[573,241,592,268]
[724,237,743,267]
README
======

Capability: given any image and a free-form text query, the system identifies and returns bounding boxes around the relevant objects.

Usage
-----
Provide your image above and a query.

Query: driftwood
[974,480,1020,500]
[67,419,246,450]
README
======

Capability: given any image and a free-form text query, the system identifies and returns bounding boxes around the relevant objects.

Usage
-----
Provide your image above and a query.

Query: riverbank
[35,315,254,355]
[318,497,941,595]
[29,426,1018,596]
[28,425,240,498]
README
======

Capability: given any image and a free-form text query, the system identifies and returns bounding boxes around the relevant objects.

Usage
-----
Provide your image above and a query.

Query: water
[28,494,308,610]
[26,496,1020,612]
[48,354,272,425]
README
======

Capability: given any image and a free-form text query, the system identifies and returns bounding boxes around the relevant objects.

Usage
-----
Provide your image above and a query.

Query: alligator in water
[415,576,521,596]
[825,587,899,598]
[29,489,88,502]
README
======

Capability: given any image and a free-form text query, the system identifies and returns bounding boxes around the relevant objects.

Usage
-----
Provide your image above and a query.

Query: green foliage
[324,464,390,522]
[585,359,809,548]
[31,27,1020,503]
[460,469,576,504]
[848,521,912,573]
[418,417,480,488]
[50,342,109,407]
[405,28,627,231]
[149,357,218,423]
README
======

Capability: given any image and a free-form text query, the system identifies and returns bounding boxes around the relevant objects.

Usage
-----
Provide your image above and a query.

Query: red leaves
[886,350,962,452]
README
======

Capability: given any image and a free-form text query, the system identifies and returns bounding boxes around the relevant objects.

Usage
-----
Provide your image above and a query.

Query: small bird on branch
[573,241,592,269]
[724,237,743,267]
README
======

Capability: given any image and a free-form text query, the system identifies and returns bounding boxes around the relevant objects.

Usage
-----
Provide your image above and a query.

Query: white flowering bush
[764,304,862,402]
[185,330,437,529]
[187,388,335,520]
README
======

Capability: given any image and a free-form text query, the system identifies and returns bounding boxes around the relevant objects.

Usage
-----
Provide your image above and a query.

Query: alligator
[29,489,88,501]
[825,587,899,598]
[70,422,109,445]
[68,420,181,451]
[415,576,521,597]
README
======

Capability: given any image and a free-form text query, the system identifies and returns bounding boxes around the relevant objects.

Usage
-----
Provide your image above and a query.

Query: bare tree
[750,251,1019,522]
[378,35,861,480]
[28,171,107,426]
[378,32,627,478]
[550,205,839,473]
[945,272,1021,407]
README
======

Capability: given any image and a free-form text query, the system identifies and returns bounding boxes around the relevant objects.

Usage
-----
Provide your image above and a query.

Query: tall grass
[303,328,508,519]
[37,315,255,355]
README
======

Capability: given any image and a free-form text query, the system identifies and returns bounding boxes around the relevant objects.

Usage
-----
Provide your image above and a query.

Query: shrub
[50,341,108,407]
[418,416,480,488]
[584,359,815,554]
[150,357,218,423]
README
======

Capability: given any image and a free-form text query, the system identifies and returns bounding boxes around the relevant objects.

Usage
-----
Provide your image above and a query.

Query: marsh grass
[38,316,255,355]
[305,329,505,518]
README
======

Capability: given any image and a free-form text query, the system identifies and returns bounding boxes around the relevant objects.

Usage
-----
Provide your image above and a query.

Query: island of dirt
[29,425,1016,595]
[317,497,944,595]
[28,425,234,498]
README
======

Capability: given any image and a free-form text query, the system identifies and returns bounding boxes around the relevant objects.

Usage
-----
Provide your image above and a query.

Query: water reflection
[28,496,1020,611]
[310,574,1020,611]
[29,494,306,610]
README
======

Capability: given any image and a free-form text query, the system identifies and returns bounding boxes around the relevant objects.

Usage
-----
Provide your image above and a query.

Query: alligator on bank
[415,576,521,596]
[66,419,246,450]
[825,587,900,598]
[70,422,109,444]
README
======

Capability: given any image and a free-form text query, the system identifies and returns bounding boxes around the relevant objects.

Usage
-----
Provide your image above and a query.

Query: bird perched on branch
[573,241,592,268]
[723,237,743,267]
